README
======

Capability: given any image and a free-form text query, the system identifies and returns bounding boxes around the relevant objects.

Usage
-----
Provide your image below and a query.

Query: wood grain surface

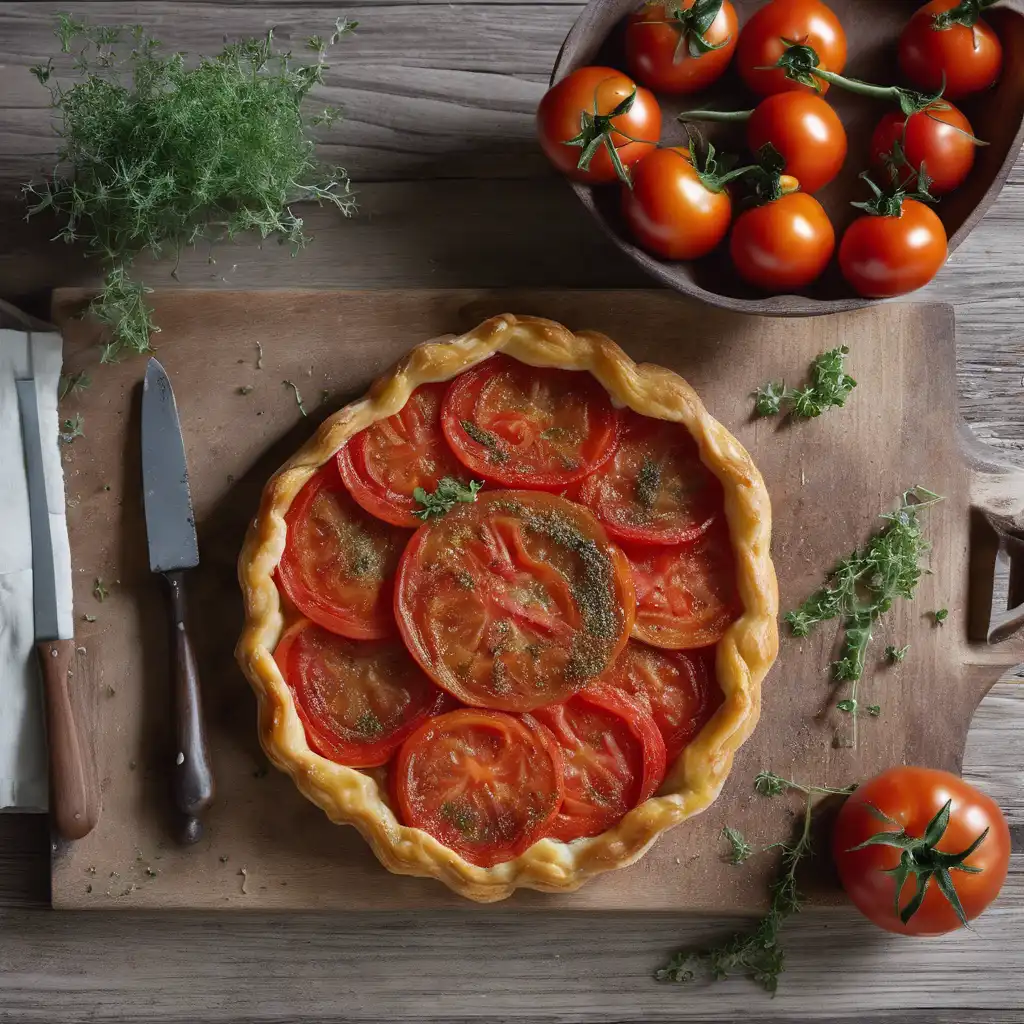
[0,1,1022,1021]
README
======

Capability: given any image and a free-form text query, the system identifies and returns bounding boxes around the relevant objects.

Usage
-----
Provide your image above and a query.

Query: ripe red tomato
[746,93,847,194]
[395,709,565,867]
[898,0,1003,101]
[274,619,446,768]
[833,767,1011,935]
[533,686,667,842]
[338,382,473,527]
[735,0,847,97]
[730,188,835,291]
[441,355,621,490]
[839,199,947,298]
[603,642,722,763]
[625,0,739,95]
[276,460,409,639]
[622,525,739,649]
[395,490,636,711]
[869,104,977,196]
[537,66,661,184]
[621,147,734,260]
[576,409,723,545]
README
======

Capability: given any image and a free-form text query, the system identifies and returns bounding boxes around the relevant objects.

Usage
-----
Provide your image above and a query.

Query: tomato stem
[932,0,999,30]
[680,108,752,123]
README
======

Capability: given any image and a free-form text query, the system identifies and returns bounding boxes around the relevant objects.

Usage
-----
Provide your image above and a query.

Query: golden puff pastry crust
[235,314,779,903]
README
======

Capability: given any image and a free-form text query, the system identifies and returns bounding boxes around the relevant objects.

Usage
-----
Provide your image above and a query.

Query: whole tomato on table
[839,174,948,298]
[537,66,661,184]
[899,0,1004,100]
[735,0,847,97]
[870,102,978,196]
[626,0,739,95]
[833,766,1010,935]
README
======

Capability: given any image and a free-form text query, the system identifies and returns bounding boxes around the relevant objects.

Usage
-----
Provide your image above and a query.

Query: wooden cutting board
[48,289,1023,911]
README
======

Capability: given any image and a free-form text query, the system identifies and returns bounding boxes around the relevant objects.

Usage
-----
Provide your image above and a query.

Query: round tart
[236,314,778,902]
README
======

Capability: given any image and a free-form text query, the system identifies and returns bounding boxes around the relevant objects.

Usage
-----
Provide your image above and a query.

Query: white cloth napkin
[0,307,71,811]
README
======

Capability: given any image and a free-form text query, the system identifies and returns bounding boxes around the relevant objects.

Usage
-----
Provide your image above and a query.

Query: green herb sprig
[754,346,857,420]
[786,486,941,747]
[721,826,753,865]
[413,478,484,520]
[659,773,855,993]
[25,15,357,363]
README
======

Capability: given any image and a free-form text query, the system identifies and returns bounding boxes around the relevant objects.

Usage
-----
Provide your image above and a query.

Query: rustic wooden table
[1,2,1022,1022]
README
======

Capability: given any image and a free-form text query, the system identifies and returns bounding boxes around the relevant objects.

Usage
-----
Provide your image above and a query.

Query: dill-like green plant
[25,14,357,362]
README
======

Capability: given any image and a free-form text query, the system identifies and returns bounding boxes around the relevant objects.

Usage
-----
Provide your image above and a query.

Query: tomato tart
[236,314,778,902]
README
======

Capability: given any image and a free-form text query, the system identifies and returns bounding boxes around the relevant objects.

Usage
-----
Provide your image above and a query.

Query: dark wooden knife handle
[164,570,215,842]
[36,638,97,840]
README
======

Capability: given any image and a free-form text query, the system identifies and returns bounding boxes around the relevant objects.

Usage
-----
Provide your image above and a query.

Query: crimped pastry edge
[235,314,779,903]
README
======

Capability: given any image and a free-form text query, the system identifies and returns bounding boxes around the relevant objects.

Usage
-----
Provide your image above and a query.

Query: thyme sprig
[754,346,857,420]
[413,478,484,520]
[658,773,855,993]
[786,487,941,747]
[25,15,357,362]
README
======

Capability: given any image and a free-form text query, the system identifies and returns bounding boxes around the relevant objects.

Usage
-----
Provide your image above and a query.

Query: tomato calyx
[653,0,732,61]
[850,166,936,218]
[847,799,991,927]
[734,142,800,206]
[775,43,949,117]
[564,87,644,186]
[677,124,759,194]
[932,0,999,31]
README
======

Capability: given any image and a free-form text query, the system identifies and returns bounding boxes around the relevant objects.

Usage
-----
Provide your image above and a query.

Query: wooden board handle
[164,570,215,843]
[37,638,97,840]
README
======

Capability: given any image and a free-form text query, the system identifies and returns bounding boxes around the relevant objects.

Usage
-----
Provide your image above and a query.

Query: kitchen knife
[15,377,97,840]
[141,358,214,844]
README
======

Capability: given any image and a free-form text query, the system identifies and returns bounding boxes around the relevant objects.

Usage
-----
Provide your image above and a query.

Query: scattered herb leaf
[93,578,109,602]
[933,608,949,626]
[59,413,84,444]
[885,644,910,664]
[785,486,941,747]
[413,477,484,520]
[722,826,753,865]
[58,371,91,400]
[753,346,857,421]
[283,380,307,416]
[25,16,358,362]
[659,773,855,992]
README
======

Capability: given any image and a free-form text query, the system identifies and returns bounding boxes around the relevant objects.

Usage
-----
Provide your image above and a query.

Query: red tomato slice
[575,411,722,545]
[622,527,739,649]
[441,355,621,490]
[603,642,722,763]
[533,686,667,842]
[394,708,564,867]
[395,490,635,712]
[277,460,409,639]
[337,383,474,527]
[274,619,447,768]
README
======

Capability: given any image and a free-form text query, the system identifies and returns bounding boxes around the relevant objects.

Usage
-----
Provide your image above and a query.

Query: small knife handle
[36,638,97,840]
[164,570,215,843]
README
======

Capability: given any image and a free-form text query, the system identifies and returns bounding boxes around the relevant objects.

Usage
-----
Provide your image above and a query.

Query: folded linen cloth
[0,301,71,811]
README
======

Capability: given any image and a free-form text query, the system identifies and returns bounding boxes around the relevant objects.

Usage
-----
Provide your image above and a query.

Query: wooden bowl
[551,0,1024,315]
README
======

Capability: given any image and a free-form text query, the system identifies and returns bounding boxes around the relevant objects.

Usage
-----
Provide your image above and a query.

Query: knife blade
[141,358,214,843]
[16,377,97,840]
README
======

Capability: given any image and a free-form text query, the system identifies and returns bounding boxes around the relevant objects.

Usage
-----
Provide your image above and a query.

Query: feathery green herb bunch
[25,14,357,362]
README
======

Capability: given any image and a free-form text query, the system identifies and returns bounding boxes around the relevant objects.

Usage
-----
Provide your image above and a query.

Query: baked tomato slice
[337,382,474,527]
[277,460,409,639]
[440,355,621,489]
[394,708,564,867]
[274,619,447,768]
[603,642,722,763]
[622,526,739,649]
[533,686,667,843]
[575,411,722,545]
[395,490,635,712]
